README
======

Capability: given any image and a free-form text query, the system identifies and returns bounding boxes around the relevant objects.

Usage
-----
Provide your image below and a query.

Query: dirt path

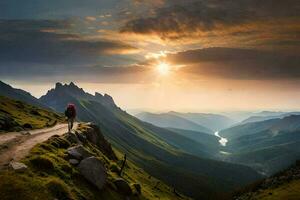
[0,123,78,168]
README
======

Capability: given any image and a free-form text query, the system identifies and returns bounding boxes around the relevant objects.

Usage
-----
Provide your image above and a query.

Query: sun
[156,62,170,75]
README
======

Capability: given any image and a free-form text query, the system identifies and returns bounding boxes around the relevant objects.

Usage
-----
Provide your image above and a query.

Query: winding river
[214,131,228,146]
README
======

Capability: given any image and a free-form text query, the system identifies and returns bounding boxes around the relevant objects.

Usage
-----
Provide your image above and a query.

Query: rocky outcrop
[64,132,81,144]
[78,157,107,190]
[67,145,93,160]
[83,123,117,160]
[113,179,133,196]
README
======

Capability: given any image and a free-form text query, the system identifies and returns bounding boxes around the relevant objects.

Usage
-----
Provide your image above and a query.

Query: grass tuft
[46,177,74,200]
[28,155,55,172]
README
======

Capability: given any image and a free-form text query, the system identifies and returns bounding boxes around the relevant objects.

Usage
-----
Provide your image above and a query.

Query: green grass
[0,124,189,200]
[0,95,64,132]
[74,100,261,200]
[253,179,300,200]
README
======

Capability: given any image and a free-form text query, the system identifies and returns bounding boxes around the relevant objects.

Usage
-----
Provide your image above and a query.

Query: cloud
[0,20,139,65]
[0,0,123,19]
[0,63,153,84]
[166,47,300,80]
[0,20,147,83]
[121,0,300,48]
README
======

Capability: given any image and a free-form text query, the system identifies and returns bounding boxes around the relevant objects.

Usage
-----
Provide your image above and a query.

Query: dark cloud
[0,63,151,83]
[121,0,300,40]
[0,0,122,19]
[0,19,145,83]
[0,20,138,65]
[167,47,300,80]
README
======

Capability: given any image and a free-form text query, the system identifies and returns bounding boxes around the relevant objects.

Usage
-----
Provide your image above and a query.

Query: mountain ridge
[136,112,213,134]
[0,81,46,108]
[38,81,262,199]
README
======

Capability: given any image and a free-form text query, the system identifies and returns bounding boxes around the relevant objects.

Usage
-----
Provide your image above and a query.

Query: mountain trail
[0,123,78,168]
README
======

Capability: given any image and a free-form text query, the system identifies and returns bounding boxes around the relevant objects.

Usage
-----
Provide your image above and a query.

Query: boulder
[9,161,28,172]
[64,132,80,144]
[78,157,107,190]
[67,145,93,160]
[69,159,79,166]
[75,131,87,143]
[113,179,133,196]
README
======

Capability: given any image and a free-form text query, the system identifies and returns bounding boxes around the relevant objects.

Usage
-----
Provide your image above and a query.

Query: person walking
[65,103,76,132]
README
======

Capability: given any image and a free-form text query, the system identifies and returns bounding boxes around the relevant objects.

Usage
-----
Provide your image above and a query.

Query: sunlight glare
[157,62,170,75]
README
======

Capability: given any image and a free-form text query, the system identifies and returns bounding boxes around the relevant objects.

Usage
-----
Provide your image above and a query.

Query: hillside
[0,123,188,200]
[39,82,262,199]
[219,118,280,140]
[167,128,220,154]
[220,115,300,175]
[0,81,46,108]
[0,95,63,132]
[169,111,235,131]
[234,161,300,200]
[136,112,212,134]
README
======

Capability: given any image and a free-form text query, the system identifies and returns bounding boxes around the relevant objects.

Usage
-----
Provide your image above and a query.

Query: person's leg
[68,118,71,132]
[70,118,74,130]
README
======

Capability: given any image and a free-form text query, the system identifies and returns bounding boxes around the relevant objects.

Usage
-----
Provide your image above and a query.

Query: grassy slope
[249,180,300,200]
[167,128,220,154]
[234,161,300,200]
[79,100,261,200]
[0,95,64,132]
[0,81,46,108]
[0,124,188,200]
[227,141,300,175]
[39,85,262,199]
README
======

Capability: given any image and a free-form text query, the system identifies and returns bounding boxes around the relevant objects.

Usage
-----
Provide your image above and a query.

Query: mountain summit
[40,82,116,111]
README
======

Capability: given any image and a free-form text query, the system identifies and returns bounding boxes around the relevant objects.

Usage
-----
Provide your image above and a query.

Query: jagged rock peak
[69,82,76,86]
[55,82,63,89]
[95,92,103,97]
[54,82,84,92]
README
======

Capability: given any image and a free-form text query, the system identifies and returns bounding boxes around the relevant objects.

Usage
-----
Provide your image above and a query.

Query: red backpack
[65,104,76,118]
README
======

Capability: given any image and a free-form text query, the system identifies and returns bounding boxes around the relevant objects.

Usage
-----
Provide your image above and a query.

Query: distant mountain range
[169,111,236,131]
[136,111,236,133]
[240,112,300,124]
[135,112,213,134]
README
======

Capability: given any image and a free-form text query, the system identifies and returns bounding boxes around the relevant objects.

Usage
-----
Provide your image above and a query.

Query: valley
[0,80,300,200]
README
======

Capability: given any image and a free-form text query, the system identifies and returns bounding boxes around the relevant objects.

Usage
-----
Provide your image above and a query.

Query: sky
[0,0,300,112]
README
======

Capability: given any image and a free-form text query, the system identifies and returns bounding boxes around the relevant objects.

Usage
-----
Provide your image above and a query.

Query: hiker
[65,103,76,132]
